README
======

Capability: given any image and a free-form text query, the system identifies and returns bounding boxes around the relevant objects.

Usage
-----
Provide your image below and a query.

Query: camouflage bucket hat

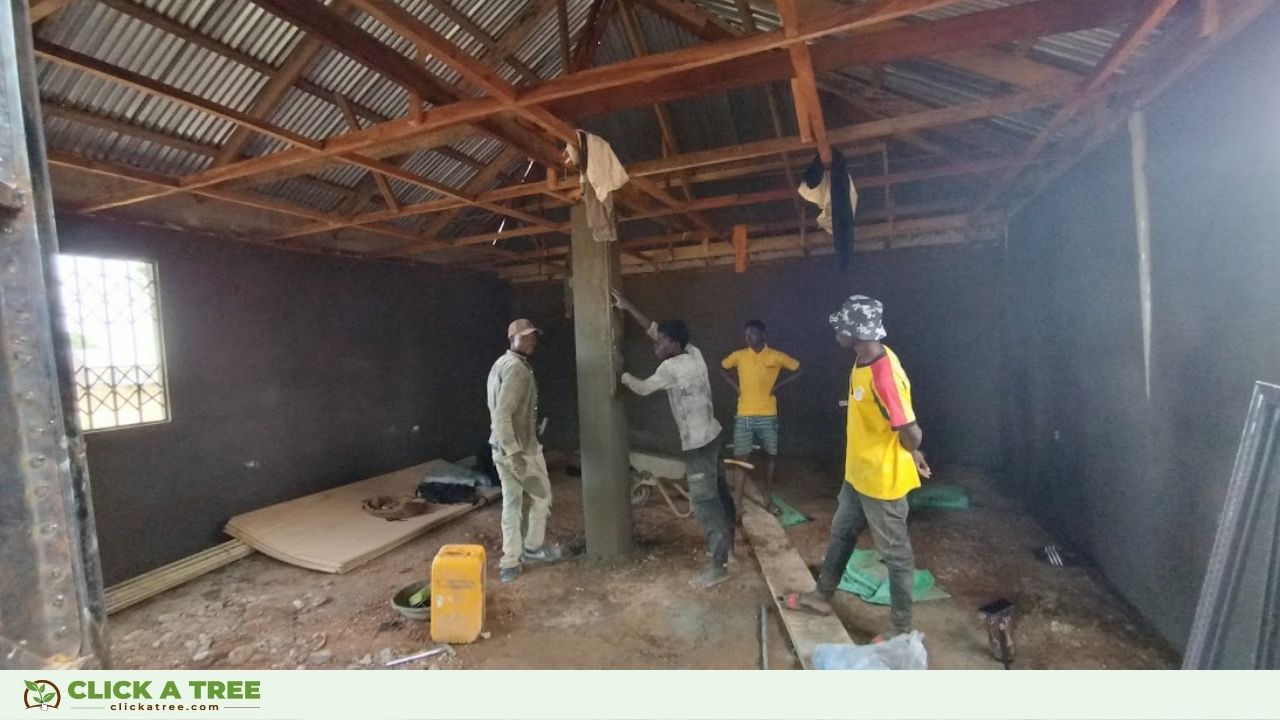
[829,294,886,341]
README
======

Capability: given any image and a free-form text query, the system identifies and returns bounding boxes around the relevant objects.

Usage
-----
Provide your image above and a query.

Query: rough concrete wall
[55,217,511,584]
[515,245,1004,468]
[1003,9,1280,650]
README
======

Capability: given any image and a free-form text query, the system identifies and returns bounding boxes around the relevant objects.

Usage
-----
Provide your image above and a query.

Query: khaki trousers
[492,448,553,570]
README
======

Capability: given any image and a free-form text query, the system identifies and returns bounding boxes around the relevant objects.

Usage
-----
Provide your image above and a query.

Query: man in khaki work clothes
[487,319,561,583]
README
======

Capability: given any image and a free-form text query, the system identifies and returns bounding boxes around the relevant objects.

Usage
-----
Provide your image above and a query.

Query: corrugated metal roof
[33,0,1165,255]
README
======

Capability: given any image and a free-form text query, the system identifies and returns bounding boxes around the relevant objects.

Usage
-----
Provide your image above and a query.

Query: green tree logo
[22,680,60,711]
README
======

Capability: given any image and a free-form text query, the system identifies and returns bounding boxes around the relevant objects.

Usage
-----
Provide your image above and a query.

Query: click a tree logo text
[23,680,61,711]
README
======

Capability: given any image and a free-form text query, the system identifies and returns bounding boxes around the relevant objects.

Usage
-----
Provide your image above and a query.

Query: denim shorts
[733,415,779,457]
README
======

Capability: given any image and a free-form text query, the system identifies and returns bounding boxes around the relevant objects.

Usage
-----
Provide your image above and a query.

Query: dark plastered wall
[515,246,1004,468]
[1003,8,1280,650]
[56,217,511,584]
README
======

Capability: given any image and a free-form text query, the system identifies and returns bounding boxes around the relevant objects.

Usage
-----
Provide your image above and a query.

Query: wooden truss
[30,0,1275,276]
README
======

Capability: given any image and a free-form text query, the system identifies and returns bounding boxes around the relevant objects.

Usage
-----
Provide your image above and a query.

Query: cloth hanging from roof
[565,130,629,242]
[799,149,858,269]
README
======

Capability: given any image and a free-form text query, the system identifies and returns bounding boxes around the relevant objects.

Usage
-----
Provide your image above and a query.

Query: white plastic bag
[812,631,928,670]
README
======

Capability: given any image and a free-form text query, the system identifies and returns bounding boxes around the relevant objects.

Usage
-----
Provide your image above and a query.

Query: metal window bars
[57,254,169,431]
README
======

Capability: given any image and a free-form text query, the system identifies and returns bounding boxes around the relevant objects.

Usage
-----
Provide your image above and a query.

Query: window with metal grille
[55,254,169,431]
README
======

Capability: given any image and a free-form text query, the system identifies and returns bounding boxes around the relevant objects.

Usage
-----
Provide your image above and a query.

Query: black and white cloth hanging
[798,148,858,269]
[565,130,629,242]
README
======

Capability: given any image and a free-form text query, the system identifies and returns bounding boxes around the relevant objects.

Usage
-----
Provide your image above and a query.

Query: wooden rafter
[47,151,421,242]
[35,41,321,151]
[38,38,561,230]
[70,0,987,215]
[335,94,400,213]
[972,0,1181,213]
[90,0,492,173]
[214,0,348,166]
[264,90,1063,243]
[252,0,454,103]
[349,0,577,147]
[556,0,573,72]
[570,0,620,71]
[58,0,1140,239]
[29,0,77,23]
[420,0,542,83]
[547,0,1140,118]
[618,0,680,158]
[776,0,830,163]
[499,212,1004,279]
[1004,0,1276,218]
[637,0,738,40]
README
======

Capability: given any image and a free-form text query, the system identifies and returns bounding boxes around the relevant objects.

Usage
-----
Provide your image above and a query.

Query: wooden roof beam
[556,0,573,71]
[497,212,1001,278]
[88,0,493,172]
[777,0,831,164]
[636,0,739,40]
[972,0,1181,212]
[546,0,1141,117]
[29,0,76,23]
[38,39,548,224]
[47,150,421,242]
[570,0,620,71]
[212,3,346,166]
[41,103,356,199]
[352,0,579,149]
[252,0,455,104]
[420,0,542,83]
[335,94,400,212]
[256,90,1065,241]
[35,41,321,151]
[75,0,1113,213]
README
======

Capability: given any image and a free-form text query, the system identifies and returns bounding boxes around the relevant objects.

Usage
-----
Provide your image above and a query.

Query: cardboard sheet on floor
[225,461,499,574]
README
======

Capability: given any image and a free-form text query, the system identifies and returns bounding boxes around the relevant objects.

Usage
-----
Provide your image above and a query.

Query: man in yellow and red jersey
[778,295,931,640]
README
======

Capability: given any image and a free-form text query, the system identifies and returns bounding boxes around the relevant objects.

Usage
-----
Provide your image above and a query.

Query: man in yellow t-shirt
[720,320,801,516]
[778,295,931,641]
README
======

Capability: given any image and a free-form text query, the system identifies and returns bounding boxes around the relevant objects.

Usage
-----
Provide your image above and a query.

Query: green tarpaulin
[907,483,970,511]
[771,494,809,527]
[837,549,949,605]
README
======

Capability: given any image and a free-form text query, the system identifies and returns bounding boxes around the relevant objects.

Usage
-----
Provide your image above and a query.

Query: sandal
[777,591,832,616]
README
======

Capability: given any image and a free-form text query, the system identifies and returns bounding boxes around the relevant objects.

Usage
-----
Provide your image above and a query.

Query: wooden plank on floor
[741,479,852,669]
[105,539,255,615]
[225,461,499,574]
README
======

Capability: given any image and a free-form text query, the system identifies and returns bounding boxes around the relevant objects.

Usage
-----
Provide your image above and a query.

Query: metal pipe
[760,604,769,670]
[384,644,454,667]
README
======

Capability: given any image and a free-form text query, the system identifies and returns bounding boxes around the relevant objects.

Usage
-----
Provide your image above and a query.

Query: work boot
[690,565,729,589]
[500,565,522,583]
[521,544,562,564]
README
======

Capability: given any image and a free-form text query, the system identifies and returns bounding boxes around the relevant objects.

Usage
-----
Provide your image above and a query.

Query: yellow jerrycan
[430,544,486,643]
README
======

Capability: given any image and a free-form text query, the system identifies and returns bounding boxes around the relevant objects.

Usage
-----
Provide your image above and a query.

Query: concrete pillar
[570,204,634,558]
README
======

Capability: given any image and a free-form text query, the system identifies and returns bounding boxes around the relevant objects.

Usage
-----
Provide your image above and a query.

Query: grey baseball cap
[829,294,886,341]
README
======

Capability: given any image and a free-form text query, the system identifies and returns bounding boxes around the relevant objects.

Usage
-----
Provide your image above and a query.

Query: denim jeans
[817,483,915,634]
[682,438,736,569]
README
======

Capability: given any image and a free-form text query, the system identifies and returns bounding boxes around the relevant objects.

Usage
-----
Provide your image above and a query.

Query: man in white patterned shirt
[614,291,735,589]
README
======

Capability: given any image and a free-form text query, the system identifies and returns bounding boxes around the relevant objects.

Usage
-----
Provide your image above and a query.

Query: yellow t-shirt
[721,346,800,417]
[845,346,919,500]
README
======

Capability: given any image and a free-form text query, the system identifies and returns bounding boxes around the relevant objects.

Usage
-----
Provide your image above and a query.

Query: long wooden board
[105,539,255,614]
[225,461,499,574]
[741,479,852,669]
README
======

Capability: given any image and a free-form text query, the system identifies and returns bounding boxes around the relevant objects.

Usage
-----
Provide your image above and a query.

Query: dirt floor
[108,456,1179,670]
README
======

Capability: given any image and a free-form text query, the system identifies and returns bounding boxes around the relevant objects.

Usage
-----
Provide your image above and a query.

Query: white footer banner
[2,670,1277,719]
